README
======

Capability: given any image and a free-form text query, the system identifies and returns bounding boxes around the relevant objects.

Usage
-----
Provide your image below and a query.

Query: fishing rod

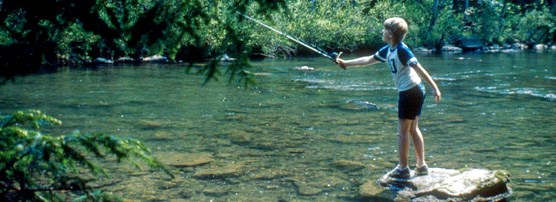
[239,13,343,68]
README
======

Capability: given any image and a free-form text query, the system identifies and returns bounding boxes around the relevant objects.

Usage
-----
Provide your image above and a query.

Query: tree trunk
[464,0,469,20]
[497,0,508,42]
[429,0,439,30]
[550,0,556,15]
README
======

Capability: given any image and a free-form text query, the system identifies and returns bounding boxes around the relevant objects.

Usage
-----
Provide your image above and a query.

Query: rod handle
[328,52,345,70]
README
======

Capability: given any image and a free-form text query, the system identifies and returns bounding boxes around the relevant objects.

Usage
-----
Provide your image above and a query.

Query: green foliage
[0,110,172,201]
[450,0,556,44]
[0,0,287,85]
[462,1,502,40]
[504,6,556,44]
[0,0,554,83]
[362,1,431,46]
[244,1,377,57]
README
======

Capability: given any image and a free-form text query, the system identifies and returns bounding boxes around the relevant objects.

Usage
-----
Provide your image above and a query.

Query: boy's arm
[411,63,442,103]
[336,55,379,69]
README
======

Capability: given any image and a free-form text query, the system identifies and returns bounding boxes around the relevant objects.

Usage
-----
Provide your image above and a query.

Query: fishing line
[239,12,343,68]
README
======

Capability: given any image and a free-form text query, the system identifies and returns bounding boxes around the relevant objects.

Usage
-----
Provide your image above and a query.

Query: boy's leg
[410,117,426,167]
[398,119,413,168]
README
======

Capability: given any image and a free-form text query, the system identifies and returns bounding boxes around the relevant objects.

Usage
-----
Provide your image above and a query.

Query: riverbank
[89,42,556,66]
[414,43,556,54]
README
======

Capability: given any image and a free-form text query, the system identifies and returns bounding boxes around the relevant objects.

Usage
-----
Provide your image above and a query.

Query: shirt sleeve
[373,45,389,62]
[398,45,419,66]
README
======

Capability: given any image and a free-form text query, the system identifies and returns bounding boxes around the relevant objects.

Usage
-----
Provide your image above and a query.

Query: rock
[514,43,528,49]
[297,185,323,196]
[344,99,380,111]
[193,162,246,179]
[414,47,434,54]
[252,168,289,180]
[534,44,548,51]
[94,57,114,64]
[227,130,252,144]
[501,49,519,53]
[203,186,232,196]
[359,180,385,198]
[457,38,483,51]
[154,152,214,167]
[375,168,512,201]
[143,55,168,62]
[316,175,350,189]
[292,181,323,196]
[294,66,315,71]
[484,45,502,53]
[331,160,366,172]
[152,131,174,140]
[220,54,236,62]
[116,56,135,63]
[138,120,164,129]
[441,45,463,53]
[253,72,273,76]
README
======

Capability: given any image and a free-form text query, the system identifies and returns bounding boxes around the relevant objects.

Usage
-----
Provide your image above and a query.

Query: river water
[1,52,554,201]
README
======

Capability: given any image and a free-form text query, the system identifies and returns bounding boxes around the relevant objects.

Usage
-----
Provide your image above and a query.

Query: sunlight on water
[1,52,555,201]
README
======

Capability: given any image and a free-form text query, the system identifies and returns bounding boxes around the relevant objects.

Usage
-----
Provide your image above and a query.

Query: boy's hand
[335,52,346,69]
[337,60,347,69]
[433,90,442,103]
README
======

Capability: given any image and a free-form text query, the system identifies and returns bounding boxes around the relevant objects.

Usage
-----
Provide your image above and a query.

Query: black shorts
[398,84,426,120]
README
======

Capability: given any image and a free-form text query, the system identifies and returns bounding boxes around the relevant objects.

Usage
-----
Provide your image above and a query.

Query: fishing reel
[328,51,345,69]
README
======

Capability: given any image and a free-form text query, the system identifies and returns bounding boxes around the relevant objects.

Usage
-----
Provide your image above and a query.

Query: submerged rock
[290,180,323,196]
[94,57,114,64]
[359,180,386,199]
[138,119,164,129]
[193,162,246,179]
[143,55,168,62]
[344,100,380,111]
[294,65,315,71]
[374,168,511,201]
[298,186,323,196]
[155,152,214,167]
[331,160,366,172]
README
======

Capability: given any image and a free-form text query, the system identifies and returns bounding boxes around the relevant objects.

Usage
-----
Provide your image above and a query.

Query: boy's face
[382,28,392,44]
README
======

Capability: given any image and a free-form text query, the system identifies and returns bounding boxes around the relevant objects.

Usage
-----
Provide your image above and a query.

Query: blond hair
[383,17,408,44]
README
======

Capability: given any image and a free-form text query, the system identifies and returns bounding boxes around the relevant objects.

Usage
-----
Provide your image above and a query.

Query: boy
[336,17,441,178]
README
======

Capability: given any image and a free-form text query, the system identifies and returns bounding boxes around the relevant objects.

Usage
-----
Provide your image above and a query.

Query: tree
[0,0,287,84]
[0,110,173,201]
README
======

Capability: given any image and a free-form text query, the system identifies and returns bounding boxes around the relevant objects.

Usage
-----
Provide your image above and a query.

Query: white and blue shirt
[373,42,422,92]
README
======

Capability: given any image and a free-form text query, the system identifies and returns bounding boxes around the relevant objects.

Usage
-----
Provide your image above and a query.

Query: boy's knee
[397,132,410,138]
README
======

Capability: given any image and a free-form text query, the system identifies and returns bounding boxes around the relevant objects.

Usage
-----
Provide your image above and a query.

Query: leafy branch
[0,110,173,201]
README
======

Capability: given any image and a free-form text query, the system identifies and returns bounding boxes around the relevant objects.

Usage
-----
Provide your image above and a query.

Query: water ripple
[293,78,395,91]
[475,86,556,101]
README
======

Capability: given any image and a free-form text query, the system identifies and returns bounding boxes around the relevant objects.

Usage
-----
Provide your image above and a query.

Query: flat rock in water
[294,66,315,71]
[375,168,511,201]
[154,152,214,167]
[331,160,366,171]
[193,163,246,179]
